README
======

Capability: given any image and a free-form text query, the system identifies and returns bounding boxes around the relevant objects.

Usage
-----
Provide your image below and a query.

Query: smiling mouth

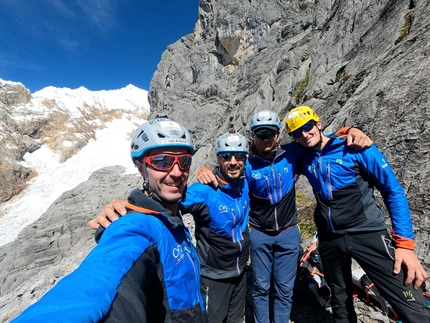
[165,182,182,187]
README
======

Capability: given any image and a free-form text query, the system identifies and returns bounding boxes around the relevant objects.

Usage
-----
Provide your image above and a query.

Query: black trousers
[200,270,247,323]
[318,230,430,323]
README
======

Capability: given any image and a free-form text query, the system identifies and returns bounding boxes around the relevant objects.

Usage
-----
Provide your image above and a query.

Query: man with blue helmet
[183,130,250,322]
[12,117,207,323]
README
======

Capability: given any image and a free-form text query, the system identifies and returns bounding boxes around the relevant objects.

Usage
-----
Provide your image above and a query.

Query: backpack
[294,233,331,308]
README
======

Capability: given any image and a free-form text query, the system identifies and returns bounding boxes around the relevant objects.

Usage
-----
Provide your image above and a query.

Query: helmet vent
[138,131,149,142]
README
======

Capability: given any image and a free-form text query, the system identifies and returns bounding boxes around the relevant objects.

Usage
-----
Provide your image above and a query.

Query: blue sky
[0,0,199,93]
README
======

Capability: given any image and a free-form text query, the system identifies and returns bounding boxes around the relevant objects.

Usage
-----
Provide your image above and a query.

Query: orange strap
[125,201,159,215]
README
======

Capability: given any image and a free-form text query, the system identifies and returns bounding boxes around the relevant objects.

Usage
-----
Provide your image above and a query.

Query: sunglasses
[253,129,278,140]
[218,152,247,161]
[291,121,315,139]
[144,153,192,171]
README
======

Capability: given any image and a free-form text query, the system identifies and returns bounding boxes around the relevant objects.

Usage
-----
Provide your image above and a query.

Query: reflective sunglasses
[218,152,247,161]
[291,121,315,139]
[253,129,278,140]
[144,153,192,171]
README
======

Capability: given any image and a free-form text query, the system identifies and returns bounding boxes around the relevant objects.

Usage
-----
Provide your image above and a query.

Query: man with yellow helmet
[286,106,430,323]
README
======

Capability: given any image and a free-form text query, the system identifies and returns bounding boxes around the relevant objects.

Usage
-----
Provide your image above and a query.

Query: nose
[301,131,312,139]
[229,156,238,164]
[169,163,183,177]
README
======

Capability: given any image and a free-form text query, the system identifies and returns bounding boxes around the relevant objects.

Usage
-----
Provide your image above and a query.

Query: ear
[316,121,322,130]
[135,160,145,175]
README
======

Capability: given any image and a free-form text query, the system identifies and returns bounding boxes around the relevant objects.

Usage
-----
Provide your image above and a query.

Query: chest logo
[218,205,228,213]
[251,173,261,179]
[172,244,185,264]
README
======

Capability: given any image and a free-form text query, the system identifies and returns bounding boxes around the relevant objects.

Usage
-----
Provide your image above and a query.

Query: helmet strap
[141,163,155,197]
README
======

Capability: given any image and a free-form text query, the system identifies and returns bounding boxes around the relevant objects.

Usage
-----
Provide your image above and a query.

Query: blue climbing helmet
[215,131,249,155]
[249,110,281,131]
[130,117,194,163]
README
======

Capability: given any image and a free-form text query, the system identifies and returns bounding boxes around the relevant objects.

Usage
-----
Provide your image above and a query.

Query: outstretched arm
[88,199,127,230]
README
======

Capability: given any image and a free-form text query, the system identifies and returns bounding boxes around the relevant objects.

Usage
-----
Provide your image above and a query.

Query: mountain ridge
[0,79,149,203]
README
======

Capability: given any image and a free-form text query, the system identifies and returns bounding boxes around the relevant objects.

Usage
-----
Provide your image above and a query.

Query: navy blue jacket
[299,138,414,249]
[13,189,206,322]
[182,167,250,280]
[245,142,305,232]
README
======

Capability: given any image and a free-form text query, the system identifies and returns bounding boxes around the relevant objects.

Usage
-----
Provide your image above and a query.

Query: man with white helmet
[13,117,207,322]
[183,130,250,322]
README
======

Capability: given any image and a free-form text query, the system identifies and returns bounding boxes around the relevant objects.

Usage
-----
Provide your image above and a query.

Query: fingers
[96,210,115,228]
[197,173,211,184]
[197,172,218,187]
[411,265,429,289]
[393,257,402,275]
[111,199,127,216]
[364,137,373,147]
[394,248,429,288]
[346,133,373,149]
[88,219,100,230]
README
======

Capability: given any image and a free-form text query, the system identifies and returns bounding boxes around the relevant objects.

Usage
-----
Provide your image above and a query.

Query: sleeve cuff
[334,126,353,136]
[392,232,415,250]
[197,166,212,176]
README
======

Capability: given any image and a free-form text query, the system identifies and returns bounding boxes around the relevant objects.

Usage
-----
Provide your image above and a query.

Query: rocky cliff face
[0,81,37,205]
[148,0,430,268]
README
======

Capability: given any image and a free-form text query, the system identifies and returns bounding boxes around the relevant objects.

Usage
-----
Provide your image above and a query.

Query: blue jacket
[13,189,206,323]
[182,167,250,280]
[299,138,414,249]
[245,142,305,232]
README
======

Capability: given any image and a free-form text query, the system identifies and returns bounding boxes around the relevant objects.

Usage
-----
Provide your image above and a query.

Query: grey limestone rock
[148,0,430,275]
[0,166,141,322]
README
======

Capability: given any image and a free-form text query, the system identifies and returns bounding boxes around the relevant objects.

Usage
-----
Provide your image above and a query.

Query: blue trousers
[250,225,300,323]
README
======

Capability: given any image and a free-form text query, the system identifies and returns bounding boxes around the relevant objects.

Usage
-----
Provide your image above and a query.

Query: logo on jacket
[172,244,185,264]
[252,173,261,179]
[336,158,342,164]
[381,158,388,169]
[218,205,228,213]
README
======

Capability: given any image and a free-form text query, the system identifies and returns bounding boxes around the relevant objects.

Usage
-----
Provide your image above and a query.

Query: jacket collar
[212,166,245,189]
[126,188,185,229]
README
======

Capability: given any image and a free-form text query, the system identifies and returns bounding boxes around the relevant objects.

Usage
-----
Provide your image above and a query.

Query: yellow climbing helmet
[285,106,320,133]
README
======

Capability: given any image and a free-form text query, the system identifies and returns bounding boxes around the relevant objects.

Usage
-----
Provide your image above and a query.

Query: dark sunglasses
[291,121,315,139]
[218,152,247,161]
[144,154,192,171]
[253,129,278,140]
